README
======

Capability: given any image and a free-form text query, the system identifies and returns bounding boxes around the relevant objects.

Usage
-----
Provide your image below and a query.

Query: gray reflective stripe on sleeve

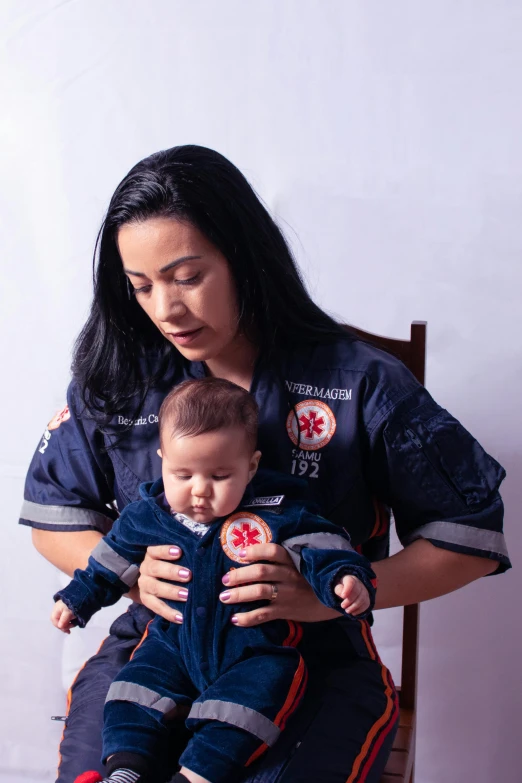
[106,681,177,714]
[20,500,113,533]
[91,539,140,587]
[401,520,509,558]
[281,532,354,572]
[188,699,281,746]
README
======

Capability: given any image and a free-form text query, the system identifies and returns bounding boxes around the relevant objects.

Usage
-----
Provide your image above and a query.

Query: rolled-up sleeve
[19,382,116,533]
[369,387,510,573]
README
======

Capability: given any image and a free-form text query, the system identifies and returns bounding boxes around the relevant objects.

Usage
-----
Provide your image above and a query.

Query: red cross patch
[286,399,336,451]
[220,512,273,563]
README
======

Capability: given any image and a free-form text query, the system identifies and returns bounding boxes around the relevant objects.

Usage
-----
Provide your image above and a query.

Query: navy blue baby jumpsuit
[20,335,511,783]
[55,476,377,782]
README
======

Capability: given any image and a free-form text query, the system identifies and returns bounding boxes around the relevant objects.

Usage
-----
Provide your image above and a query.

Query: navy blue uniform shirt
[20,335,510,572]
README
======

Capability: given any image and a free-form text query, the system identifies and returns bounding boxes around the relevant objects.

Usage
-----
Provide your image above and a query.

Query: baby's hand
[334,574,371,616]
[51,600,77,634]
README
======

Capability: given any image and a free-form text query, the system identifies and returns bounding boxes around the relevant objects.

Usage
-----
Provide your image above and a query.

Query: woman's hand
[137,545,192,623]
[218,543,338,626]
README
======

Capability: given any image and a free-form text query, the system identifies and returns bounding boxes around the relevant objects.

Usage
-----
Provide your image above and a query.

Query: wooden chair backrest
[347,321,427,712]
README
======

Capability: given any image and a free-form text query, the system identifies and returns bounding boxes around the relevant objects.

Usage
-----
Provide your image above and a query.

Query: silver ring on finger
[269,583,279,602]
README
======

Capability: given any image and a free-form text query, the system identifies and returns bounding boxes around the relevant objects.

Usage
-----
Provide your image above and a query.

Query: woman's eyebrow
[124,255,202,277]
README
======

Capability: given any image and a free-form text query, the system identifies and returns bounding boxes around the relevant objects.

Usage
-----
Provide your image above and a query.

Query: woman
[21,145,510,783]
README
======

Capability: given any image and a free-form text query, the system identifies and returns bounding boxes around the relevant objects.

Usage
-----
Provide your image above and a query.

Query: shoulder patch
[220,512,273,563]
[38,404,71,454]
[47,405,70,431]
[244,495,285,508]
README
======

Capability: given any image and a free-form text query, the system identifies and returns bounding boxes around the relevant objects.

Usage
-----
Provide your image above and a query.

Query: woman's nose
[153,285,186,323]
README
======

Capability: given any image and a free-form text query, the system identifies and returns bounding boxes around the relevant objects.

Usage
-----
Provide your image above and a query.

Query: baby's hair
[158,377,258,451]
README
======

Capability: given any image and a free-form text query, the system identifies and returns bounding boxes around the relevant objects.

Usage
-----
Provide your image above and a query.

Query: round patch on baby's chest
[220,512,273,563]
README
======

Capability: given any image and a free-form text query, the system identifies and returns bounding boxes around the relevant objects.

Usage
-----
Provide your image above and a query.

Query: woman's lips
[167,327,204,345]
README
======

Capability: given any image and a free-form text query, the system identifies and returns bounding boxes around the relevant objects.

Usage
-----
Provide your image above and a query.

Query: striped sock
[104,771,141,783]
[74,771,141,783]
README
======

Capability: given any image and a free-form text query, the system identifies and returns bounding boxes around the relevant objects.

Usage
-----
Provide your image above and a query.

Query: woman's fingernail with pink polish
[239,549,247,558]
[220,591,231,601]
[222,574,230,585]
[175,614,183,623]
[178,589,188,599]
[231,616,239,624]
[169,547,181,556]
[179,569,190,578]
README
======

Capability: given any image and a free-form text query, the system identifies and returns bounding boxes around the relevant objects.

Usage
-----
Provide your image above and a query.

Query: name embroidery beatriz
[117,414,159,426]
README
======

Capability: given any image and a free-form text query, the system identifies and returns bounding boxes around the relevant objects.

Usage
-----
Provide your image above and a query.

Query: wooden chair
[349,321,427,783]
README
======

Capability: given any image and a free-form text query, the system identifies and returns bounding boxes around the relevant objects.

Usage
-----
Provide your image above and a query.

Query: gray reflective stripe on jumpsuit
[188,699,281,746]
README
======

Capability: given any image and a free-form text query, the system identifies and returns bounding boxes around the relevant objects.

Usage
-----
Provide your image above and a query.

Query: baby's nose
[192,480,211,497]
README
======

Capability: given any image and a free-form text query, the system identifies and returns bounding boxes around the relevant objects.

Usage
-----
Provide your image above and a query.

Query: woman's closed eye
[131,272,200,296]
[175,273,200,286]
[132,284,152,296]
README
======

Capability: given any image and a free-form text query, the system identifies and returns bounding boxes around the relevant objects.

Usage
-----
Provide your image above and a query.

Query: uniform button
[200,661,209,672]
[196,606,207,618]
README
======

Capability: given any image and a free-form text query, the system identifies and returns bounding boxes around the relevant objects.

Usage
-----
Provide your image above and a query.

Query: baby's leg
[180,641,307,783]
[101,622,197,782]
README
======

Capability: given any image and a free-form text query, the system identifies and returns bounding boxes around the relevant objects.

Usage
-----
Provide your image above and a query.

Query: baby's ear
[248,449,262,479]
[157,448,162,458]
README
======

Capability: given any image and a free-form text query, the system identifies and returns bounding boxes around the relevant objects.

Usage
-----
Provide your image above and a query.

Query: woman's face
[118,217,242,364]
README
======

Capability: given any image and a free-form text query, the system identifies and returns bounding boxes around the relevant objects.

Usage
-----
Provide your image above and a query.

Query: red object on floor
[74,772,104,783]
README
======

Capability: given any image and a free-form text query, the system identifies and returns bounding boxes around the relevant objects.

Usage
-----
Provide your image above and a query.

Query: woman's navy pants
[55,604,398,783]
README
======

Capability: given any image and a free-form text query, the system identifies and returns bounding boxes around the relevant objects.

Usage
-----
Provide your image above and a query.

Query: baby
[52,378,376,783]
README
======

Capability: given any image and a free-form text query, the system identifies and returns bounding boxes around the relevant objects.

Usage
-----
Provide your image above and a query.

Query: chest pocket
[286,400,374,545]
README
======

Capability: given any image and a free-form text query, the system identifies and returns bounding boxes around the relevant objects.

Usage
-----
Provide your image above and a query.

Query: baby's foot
[74,770,142,783]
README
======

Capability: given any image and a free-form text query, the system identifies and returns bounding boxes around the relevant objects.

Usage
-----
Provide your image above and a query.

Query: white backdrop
[1,2,521,781]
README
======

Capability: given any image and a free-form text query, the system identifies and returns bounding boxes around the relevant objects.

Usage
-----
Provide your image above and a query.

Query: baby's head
[157,378,261,523]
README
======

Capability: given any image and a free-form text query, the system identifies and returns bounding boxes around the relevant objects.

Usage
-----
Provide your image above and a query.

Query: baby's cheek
[219,485,242,516]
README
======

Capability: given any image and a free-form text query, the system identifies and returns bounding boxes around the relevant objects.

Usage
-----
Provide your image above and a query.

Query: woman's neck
[204,335,259,391]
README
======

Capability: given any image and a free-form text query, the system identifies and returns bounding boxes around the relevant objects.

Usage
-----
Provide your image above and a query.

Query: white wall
[1,2,521,781]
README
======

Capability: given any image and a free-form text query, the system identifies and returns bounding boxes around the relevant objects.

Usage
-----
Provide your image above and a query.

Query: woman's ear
[248,450,262,481]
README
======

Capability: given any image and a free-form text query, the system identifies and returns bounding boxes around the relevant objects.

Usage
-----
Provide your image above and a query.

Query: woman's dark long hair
[73,145,347,418]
